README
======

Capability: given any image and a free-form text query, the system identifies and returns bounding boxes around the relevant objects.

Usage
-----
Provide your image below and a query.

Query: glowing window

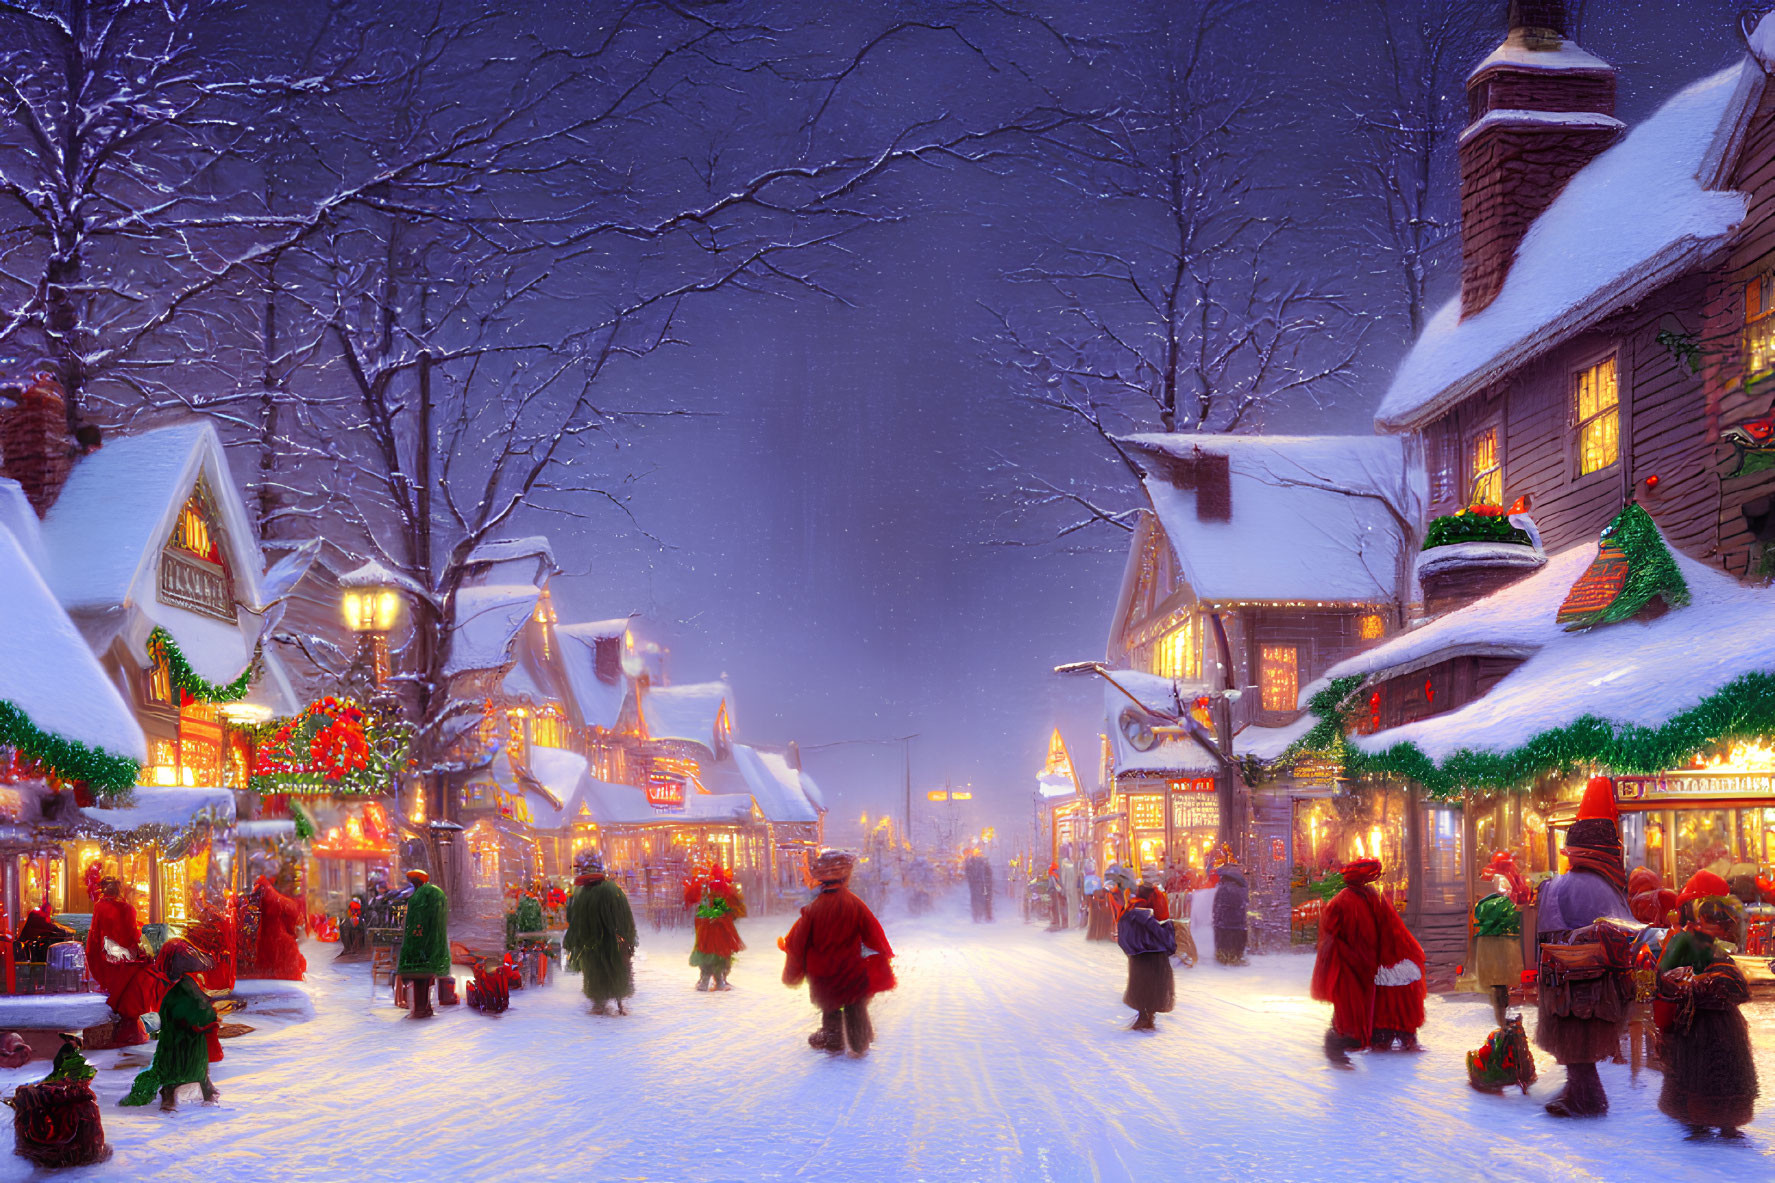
[1259,646,1299,712]
[1747,275,1775,378]
[1575,357,1619,476]
[1150,618,1200,680]
[531,706,566,749]
[148,654,172,704]
[1468,427,1501,508]
[1356,613,1385,642]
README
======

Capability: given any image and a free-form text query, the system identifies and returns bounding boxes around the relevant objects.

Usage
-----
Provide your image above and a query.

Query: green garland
[287,798,316,841]
[148,627,258,703]
[0,700,140,797]
[1559,503,1689,631]
[1284,671,1775,800]
[1423,511,1533,550]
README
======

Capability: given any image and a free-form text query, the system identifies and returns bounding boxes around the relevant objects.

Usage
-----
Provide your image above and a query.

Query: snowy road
[6,896,1775,1182]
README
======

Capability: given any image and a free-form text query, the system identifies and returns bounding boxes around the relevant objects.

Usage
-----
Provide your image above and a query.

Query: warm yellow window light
[1150,617,1200,680]
[1576,356,1619,476]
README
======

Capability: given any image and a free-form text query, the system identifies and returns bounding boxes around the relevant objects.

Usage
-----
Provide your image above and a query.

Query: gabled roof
[462,537,557,591]
[1377,58,1760,431]
[1122,434,1418,605]
[445,585,540,677]
[731,744,822,823]
[0,495,145,763]
[579,777,753,826]
[38,420,267,683]
[641,681,731,751]
[1327,540,1775,764]
[556,618,632,731]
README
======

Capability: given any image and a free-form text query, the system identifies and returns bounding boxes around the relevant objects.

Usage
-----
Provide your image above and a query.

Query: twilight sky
[516,0,1746,850]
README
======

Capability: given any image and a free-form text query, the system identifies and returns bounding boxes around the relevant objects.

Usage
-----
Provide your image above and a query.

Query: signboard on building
[1616,771,1775,803]
[1172,794,1220,831]
[646,773,686,812]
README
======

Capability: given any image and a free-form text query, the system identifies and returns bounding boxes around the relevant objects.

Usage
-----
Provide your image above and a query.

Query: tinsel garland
[0,700,140,797]
[1560,503,1690,631]
[1283,671,1775,799]
[148,627,257,703]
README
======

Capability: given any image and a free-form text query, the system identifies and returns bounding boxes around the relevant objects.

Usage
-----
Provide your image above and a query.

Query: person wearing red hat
[1310,858,1426,1065]
[1655,870,1757,1139]
[1535,777,1633,1117]
[691,862,747,992]
[1116,890,1177,1031]
[249,874,308,981]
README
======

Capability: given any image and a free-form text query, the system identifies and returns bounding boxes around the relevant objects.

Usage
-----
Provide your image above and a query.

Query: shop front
[1288,784,1410,945]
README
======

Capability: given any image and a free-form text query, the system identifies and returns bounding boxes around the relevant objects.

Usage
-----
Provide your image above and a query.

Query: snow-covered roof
[1104,671,1217,777]
[81,786,235,832]
[523,747,592,829]
[0,479,45,571]
[467,537,556,568]
[462,537,557,591]
[641,681,730,751]
[732,745,822,823]
[1327,543,1775,764]
[1468,36,1611,80]
[1236,716,1317,762]
[445,585,540,677]
[556,619,632,731]
[1124,434,1417,604]
[580,778,752,826]
[40,422,265,611]
[37,421,268,684]
[1378,60,1759,431]
[0,515,145,763]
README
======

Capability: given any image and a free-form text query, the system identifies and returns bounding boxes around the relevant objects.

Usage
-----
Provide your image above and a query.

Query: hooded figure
[1535,777,1634,1118]
[249,874,307,981]
[84,878,166,1046]
[783,850,895,1056]
[1310,858,1426,1064]
[396,870,450,1018]
[1117,892,1177,1030]
[1212,864,1249,966]
[690,862,745,992]
[119,940,222,1111]
[565,852,638,1014]
[1656,870,1758,1138]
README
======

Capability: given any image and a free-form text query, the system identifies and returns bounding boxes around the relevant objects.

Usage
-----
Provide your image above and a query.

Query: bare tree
[986,0,1364,545]
[1337,0,1493,340]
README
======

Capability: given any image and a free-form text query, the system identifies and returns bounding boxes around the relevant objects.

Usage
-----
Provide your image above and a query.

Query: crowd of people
[1308,776,1759,1139]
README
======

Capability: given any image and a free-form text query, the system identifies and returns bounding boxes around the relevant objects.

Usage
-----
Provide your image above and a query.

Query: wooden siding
[1420,272,1718,564]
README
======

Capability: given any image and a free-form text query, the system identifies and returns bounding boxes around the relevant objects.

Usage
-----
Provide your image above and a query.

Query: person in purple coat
[1117,893,1177,1031]
[1536,777,1635,1118]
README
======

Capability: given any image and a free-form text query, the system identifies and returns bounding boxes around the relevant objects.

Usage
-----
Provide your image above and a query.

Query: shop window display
[1290,790,1408,944]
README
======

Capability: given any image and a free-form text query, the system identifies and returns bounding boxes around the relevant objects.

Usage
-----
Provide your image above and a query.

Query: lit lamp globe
[340,560,406,633]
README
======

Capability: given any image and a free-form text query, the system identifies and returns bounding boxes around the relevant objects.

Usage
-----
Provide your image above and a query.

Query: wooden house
[1100,433,1418,943]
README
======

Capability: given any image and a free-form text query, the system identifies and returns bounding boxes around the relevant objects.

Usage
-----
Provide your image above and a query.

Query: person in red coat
[249,875,307,981]
[782,850,895,1056]
[84,878,167,1046]
[1311,858,1427,1065]
[692,863,747,991]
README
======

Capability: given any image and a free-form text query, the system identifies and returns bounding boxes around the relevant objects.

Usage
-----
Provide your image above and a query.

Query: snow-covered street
[3,895,1773,1182]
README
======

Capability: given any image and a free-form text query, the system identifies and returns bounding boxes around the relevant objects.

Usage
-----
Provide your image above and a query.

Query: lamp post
[340,560,405,687]
[1053,660,1241,870]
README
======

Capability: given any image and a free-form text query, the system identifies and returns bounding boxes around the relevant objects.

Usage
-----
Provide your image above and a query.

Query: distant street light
[341,560,407,686]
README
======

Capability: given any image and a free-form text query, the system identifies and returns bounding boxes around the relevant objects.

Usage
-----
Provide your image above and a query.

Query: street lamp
[341,560,406,686]
[1054,660,1240,874]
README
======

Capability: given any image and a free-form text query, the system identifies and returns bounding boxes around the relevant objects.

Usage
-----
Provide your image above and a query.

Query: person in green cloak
[120,940,222,1112]
[397,869,451,1018]
[564,852,637,1015]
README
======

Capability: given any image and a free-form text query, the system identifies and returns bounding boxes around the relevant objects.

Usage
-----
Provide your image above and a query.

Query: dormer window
[1746,274,1775,379]
[158,480,234,621]
[1575,356,1619,476]
[1259,645,1299,713]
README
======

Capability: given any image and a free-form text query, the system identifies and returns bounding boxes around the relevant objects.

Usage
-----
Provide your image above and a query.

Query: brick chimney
[1459,0,1622,318]
[0,371,76,515]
